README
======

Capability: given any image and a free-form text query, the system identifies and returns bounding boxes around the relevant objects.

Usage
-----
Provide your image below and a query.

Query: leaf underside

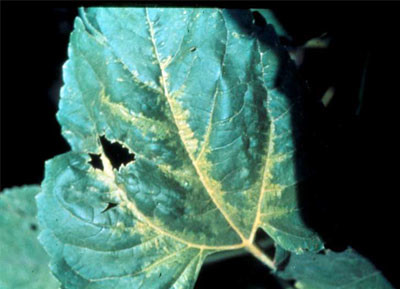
[0,185,59,289]
[37,8,323,289]
[277,247,394,289]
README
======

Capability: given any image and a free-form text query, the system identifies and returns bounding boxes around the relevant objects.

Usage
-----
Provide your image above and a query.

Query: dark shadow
[89,153,104,171]
[196,253,282,289]
[100,136,135,170]
[285,6,399,288]
[228,6,399,288]
[1,4,75,190]
[101,202,118,213]
[30,223,38,231]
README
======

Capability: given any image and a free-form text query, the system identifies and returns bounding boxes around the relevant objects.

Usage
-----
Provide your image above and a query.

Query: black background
[1,2,400,289]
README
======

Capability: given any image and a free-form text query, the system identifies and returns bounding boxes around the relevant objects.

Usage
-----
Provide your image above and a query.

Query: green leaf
[0,185,59,289]
[37,7,323,289]
[274,244,291,269]
[277,248,394,289]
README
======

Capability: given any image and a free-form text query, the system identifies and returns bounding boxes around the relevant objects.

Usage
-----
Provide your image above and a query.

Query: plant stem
[246,242,276,270]
[204,238,274,265]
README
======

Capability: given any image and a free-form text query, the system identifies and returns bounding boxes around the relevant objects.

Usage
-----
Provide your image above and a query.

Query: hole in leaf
[89,153,103,170]
[254,229,274,254]
[252,11,267,27]
[101,202,118,213]
[100,136,135,170]
[30,223,37,231]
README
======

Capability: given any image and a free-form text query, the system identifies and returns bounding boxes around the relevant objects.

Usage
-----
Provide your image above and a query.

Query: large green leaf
[0,185,59,289]
[277,247,394,289]
[37,8,323,289]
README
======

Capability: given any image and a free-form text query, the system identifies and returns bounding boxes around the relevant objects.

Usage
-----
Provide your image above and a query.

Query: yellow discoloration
[99,9,275,269]
[196,85,218,161]
[101,152,114,180]
[154,237,160,249]
[95,162,244,250]
[168,97,199,156]
[246,243,276,270]
[249,122,288,242]
[114,59,162,93]
[132,221,154,236]
[145,7,248,243]
[157,163,195,186]
[160,55,173,70]
[100,92,172,139]
[232,32,240,39]
[131,70,139,78]
[112,221,126,236]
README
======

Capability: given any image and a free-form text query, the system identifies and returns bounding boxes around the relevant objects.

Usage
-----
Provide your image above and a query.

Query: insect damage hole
[101,202,118,213]
[100,136,135,170]
[30,223,38,231]
[89,154,104,170]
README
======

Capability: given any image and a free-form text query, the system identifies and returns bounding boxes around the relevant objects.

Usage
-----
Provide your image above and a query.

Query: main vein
[144,8,247,244]
[249,39,276,242]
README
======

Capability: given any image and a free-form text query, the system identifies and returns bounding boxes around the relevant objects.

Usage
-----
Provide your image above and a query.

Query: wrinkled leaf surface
[38,8,322,289]
[277,248,394,289]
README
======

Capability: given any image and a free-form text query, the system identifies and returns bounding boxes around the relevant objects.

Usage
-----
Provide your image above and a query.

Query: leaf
[0,185,59,289]
[273,244,291,269]
[37,8,323,289]
[277,248,394,289]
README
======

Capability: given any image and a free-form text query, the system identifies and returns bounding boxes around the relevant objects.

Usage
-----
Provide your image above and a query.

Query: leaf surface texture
[277,248,395,289]
[38,8,323,289]
[0,185,59,289]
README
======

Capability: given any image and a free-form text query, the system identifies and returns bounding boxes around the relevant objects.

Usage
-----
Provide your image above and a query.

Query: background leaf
[0,185,59,289]
[37,7,322,289]
[276,247,394,289]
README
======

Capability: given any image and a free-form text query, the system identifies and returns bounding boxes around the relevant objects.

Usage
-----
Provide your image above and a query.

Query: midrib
[144,8,247,244]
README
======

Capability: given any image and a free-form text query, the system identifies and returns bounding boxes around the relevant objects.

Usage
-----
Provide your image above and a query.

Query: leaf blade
[39,7,323,289]
[0,185,59,289]
[277,248,394,289]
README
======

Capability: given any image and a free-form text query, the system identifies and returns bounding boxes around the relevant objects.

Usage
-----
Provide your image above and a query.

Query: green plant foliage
[0,185,59,289]
[273,244,291,269]
[277,248,394,289]
[37,7,324,289]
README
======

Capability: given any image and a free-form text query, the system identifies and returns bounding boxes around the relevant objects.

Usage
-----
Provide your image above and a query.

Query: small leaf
[0,185,59,289]
[274,244,290,269]
[38,7,323,289]
[277,247,394,289]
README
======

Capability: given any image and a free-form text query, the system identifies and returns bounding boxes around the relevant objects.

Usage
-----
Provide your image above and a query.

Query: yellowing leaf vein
[144,8,247,244]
